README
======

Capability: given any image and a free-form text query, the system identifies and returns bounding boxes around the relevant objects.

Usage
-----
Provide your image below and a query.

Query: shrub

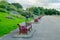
[0,8,8,13]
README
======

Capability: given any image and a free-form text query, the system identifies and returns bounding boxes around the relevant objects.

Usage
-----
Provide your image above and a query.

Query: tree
[38,7,44,15]
[6,5,17,11]
[27,7,39,15]
[12,3,23,9]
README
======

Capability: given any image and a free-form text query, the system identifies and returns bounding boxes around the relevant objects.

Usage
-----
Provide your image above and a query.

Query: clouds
[48,0,60,3]
[8,0,60,3]
[45,3,60,10]
[8,0,60,10]
[36,0,60,3]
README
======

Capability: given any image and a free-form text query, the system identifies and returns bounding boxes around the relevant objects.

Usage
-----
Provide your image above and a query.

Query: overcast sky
[8,0,60,10]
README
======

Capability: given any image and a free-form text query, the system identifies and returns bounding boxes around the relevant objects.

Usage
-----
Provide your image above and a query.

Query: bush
[0,5,6,8]
[0,8,8,13]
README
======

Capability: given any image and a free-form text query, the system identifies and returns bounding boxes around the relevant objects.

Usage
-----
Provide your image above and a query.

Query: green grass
[0,12,26,37]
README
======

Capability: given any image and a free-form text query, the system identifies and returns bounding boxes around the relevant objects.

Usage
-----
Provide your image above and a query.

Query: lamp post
[25,14,29,27]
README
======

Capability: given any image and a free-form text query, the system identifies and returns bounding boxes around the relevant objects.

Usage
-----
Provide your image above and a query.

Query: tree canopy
[0,1,60,18]
[27,7,60,15]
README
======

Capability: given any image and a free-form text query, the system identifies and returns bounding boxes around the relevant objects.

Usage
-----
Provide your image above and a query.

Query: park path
[0,16,60,40]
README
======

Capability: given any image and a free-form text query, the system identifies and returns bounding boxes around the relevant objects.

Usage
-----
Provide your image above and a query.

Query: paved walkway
[0,16,60,40]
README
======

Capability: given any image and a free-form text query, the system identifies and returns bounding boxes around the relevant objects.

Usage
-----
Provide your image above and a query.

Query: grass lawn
[0,12,26,37]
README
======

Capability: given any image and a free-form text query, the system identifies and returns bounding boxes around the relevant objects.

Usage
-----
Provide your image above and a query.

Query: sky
[8,0,60,10]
